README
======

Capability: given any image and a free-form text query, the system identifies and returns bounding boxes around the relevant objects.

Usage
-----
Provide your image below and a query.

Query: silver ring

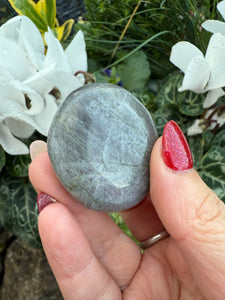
[139,230,169,249]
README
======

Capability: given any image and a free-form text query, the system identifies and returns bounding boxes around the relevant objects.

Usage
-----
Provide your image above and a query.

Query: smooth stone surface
[48,83,158,212]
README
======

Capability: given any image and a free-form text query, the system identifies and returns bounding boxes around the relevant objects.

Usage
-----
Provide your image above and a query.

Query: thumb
[150,121,225,241]
[150,121,225,294]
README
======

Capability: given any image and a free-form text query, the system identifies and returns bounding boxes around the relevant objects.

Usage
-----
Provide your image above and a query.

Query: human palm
[29,138,225,300]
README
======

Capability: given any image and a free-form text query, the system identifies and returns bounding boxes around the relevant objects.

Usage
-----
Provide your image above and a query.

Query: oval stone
[47,83,158,212]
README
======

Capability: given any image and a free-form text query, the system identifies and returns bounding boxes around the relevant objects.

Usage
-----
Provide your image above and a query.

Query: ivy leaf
[156,72,204,117]
[202,130,214,152]
[0,146,6,172]
[0,175,41,248]
[199,146,225,202]
[179,91,204,116]
[211,129,225,148]
[117,51,151,92]
[153,106,187,136]
[133,91,156,112]
[156,72,184,107]
[6,154,31,177]
[187,135,203,169]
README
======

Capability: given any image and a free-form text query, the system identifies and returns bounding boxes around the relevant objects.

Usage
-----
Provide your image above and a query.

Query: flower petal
[218,1,225,21]
[0,37,35,81]
[18,15,45,70]
[203,88,225,108]
[0,15,23,40]
[215,112,225,127]
[5,118,35,138]
[205,33,225,90]
[0,67,25,106]
[44,71,83,102]
[178,56,210,93]
[187,119,203,136]
[201,20,225,35]
[0,122,29,155]
[0,99,46,136]
[34,94,58,136]
[12,81,44,115]
[170,41,203,72]
[65,30,87,73]
[44,28,71,73]
[24,64,56,95]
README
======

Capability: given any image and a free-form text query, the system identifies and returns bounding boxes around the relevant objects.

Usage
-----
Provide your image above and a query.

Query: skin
[29,137,225,300]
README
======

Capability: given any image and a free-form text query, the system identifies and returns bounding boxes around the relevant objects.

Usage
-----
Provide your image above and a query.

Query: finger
[38,202,122,299]
[120,193,164,242]
[150,121,225,299]
[29,142,141,287]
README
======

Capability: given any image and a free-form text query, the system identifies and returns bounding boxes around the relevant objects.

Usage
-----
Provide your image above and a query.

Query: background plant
[77,0,220,77]
[8,0,74,41]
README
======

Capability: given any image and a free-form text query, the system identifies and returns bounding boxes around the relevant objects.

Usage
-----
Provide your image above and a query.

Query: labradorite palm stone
[47,83,158,212]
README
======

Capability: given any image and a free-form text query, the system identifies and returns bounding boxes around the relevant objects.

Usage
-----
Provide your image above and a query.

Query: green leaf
[153,106,186,136]
[199,146,225,202]
[133,91,156,112]
[109,213,138,243]
[52,18,74,41]
[8,0,47,31]
[156,72,204,117]
[187,135,203,169]
[117,51,150,92]
[6,154,31,177]
[156,72,184,107]
[0,175,41,248]
[43,0,56,28]
[0,146,6,172]
[202,130,214,152]
[211,129,225,148]
[179,91,204,116]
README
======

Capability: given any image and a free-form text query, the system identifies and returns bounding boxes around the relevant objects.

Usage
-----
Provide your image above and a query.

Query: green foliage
[0,0,16,25]
[117,51,150,92]
[187,135,203,169]
[0,174,40,248]
[154,72,205,134]
[0,146,6,172]
[6,154,31,177]
[110,212,138,244]
[7,0,74,41]
[199,146,225,202]
[0,138,42,247]
[77,0,216,77]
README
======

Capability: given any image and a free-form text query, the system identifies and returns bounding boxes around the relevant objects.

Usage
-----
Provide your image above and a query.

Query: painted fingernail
[30,140,47,161]
[162,120,193,171]
[37,192,57,213]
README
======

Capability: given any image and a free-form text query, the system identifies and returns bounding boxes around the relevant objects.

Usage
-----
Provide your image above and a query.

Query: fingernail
[162,120,193,171]
[37,192,57,213]
[30,140,47,161]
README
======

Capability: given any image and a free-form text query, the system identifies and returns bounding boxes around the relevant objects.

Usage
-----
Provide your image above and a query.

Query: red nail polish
[162,120,193,171]
[37,192,56,213]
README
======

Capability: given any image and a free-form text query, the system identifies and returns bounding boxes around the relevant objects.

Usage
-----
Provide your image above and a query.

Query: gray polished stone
[47,83,158,212]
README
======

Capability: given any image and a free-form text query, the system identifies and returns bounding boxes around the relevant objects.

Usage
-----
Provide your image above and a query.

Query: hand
[29,121,225,300]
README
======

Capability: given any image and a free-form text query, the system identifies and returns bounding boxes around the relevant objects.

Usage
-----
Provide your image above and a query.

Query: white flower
[170,32,225,108]
[187,119,204,136]
[202,1,225,35]
[0,16,87,155]
[187,108,225,136]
